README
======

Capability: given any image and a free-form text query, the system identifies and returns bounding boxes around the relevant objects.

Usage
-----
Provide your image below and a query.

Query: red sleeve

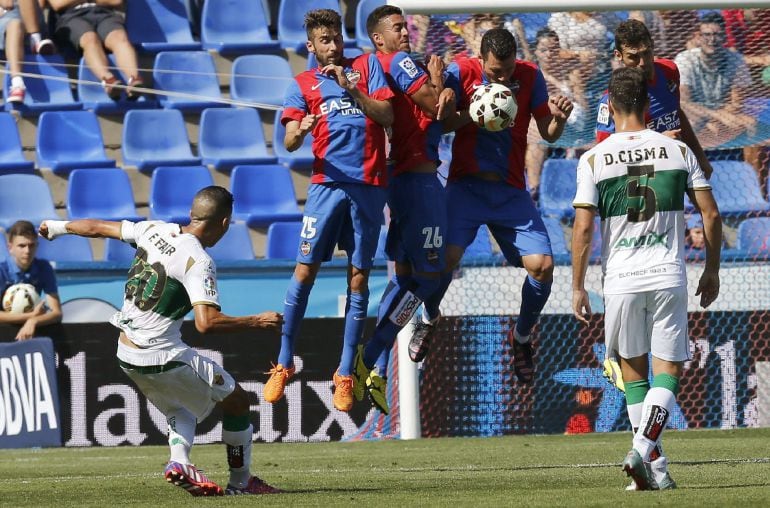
[406,73,429,96]
[281,107,305,125]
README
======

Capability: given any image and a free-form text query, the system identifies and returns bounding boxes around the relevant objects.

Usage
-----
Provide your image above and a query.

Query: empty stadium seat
[231,55,293,108]
[36,234,93,263]
[3,54,81,115]
[736,217,770,255]
[542,216,568,256]
[153,51,225,112]
[709,160,770,215]
[150,165,214,224]
[0,113,34,174]
[539,158,578,219]
[231,165,302,228]
[201,0,279,53]
[306,47,363,70]
[126,0,201,52]
[199,108,276,170]
[0,233,8,261]
[206,222,255,260]
[273,110,314,170]
[265,221,302,259]
[278,0,353,53]
[104,238,137,263]
[462,225,493,261]
[122,109,200,172]
[67,168,144,222]
[36,111,115,174]
[77,56,155,113]
[0,174,58,229]
[355,0,384,51]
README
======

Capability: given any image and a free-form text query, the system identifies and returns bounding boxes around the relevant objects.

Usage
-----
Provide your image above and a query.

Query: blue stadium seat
[199,108,276,171]
[265,221,302,259]
[150,165,213,224]
[462,225,493,261]
[4,55,81,115]
[231,55,294,108]
[736,217,770,255]
[206,222,255,260]
[153,51,225,112]
[201,0,279,54]
[37,234,93,263]
[36,111,115,174]
[67,168,144,222]
[0,174,58,229]
[539,158,578,219]
[126,0,201,52]
[709,160,770,216]
[355,0,384,51]
[0,233,8,261]
[273,110,314,170]
[77,56,155,113]
[231,164,302,228]
[306,47,363,70]
[542,217,567,256]
[0,113,34,174]
[104,238,137,263]
[278,0,353,53]
[122,110,200,173]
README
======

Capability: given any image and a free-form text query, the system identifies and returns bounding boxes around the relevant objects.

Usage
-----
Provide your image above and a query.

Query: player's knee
[525,255,554,281]
[221,384,249,416]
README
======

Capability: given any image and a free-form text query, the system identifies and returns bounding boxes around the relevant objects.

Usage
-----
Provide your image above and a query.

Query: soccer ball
[2,283,41,314]
[469,83,518,132]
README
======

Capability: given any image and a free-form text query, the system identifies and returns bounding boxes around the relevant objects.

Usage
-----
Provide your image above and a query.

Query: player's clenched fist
[549,95,573,121]
[299,114,319,135]
[321,64,353,90]
[255,311,283,331]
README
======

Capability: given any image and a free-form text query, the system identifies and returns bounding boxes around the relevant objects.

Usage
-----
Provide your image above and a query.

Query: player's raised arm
[39,218,123,240]
[193,303,283,335]
[284,115,318,152]
[321,63,394,128]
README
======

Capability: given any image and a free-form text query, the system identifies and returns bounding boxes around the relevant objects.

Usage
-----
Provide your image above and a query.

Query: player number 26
[422,226,443,249]
[301,216,317,239]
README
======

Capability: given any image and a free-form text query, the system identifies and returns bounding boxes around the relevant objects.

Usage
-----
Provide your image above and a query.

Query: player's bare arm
[321,63,394,127]
[678,109,714,179]
[571,206,595,325]
[284,115,318,152]
[689,188,722,308]
[40,219,122,240]
[537,94,573,142]
[193,303,283,335]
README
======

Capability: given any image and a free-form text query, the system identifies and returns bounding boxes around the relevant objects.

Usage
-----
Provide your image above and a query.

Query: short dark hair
[480,28,517,61]
[614,19,653,52]
[535,27,559,43]
[699,11,725,30]
[608,67,648,117]
[304,9,342,39]
[366,4,402,38]
[193,186,233,221]
[7,220,37,242]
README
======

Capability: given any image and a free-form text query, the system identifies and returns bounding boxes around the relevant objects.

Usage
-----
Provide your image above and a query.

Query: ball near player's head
[6,220,39,271]
[304,8,344,67]
[189,186,234,248]
[367,4,410,54]
[607,67,649,121]
[614,19,655,81]
[479,28,517,86]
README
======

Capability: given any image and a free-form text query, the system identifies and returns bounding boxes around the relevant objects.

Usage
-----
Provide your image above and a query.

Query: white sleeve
[184,257,220,308]
[684,144,710,190]
[120,220,139,243]
[573,154,599,208]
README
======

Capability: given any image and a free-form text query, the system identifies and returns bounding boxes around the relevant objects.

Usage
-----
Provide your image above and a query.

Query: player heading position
[596,19,713,179]
[572,67,721,490]
[351,4,456,413]
[39,187,284,497]
[409,28,573,384]
[264,8,394,412]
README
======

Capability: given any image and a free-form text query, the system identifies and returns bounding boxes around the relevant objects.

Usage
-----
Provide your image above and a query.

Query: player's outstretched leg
[353,345,389,414]
[165,462,224,496]
[408,271,452,362]
[511,274,552,383]
[163,409,223,496]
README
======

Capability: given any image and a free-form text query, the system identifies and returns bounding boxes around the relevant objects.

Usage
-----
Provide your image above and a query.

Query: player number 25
[301,216,317,239]
[422,226,443,249]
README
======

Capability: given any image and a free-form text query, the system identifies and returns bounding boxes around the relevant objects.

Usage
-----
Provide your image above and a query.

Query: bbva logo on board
[0,352,59,436]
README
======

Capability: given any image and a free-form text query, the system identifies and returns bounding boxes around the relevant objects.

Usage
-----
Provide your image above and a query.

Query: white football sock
[633,387,675,461]
[167,410,196,465]
[223,425,253,488]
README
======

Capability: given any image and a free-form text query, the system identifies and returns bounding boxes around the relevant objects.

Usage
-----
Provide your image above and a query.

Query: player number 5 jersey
[573,129,710,294]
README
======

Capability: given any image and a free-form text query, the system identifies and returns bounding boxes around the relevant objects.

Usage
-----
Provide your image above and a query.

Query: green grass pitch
[1,428,768,507]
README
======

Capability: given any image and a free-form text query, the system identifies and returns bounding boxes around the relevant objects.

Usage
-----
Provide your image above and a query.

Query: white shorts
[121,348,236,422]
[603,286,690,362]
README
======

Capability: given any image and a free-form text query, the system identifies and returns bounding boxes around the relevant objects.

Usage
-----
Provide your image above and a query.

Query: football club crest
[345,70,361,86]
[426,249,439,264]
[300,241,312,256]
[597,103,610,125]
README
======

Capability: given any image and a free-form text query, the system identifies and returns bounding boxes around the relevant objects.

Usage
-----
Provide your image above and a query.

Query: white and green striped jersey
[573,129,710,294]
[110,221,220,362]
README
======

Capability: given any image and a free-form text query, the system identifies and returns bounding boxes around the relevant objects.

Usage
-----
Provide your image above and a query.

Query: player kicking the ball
[572,67,721,491]
[39,187,284,496]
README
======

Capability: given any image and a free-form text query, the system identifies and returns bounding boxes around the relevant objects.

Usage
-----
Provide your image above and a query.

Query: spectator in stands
[452,13,503,59]
[685,215,706,250]
[48,0,144,100]
[18,0,55,53]
[262,9,393,413]
[674,12,756,147]
[0,220,62,340]
[0,0,27,103]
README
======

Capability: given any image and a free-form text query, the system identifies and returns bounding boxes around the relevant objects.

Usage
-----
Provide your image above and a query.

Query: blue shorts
[385,172,446,273]
[297,182,387,269]
[446,178,552,266]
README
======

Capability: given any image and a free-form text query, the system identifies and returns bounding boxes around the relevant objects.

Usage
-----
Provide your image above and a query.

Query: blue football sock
[339,289,369,376]
[515,274,552,337]
[374,349,389,374]
[422,271,452,322]
[278,277,313,367]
